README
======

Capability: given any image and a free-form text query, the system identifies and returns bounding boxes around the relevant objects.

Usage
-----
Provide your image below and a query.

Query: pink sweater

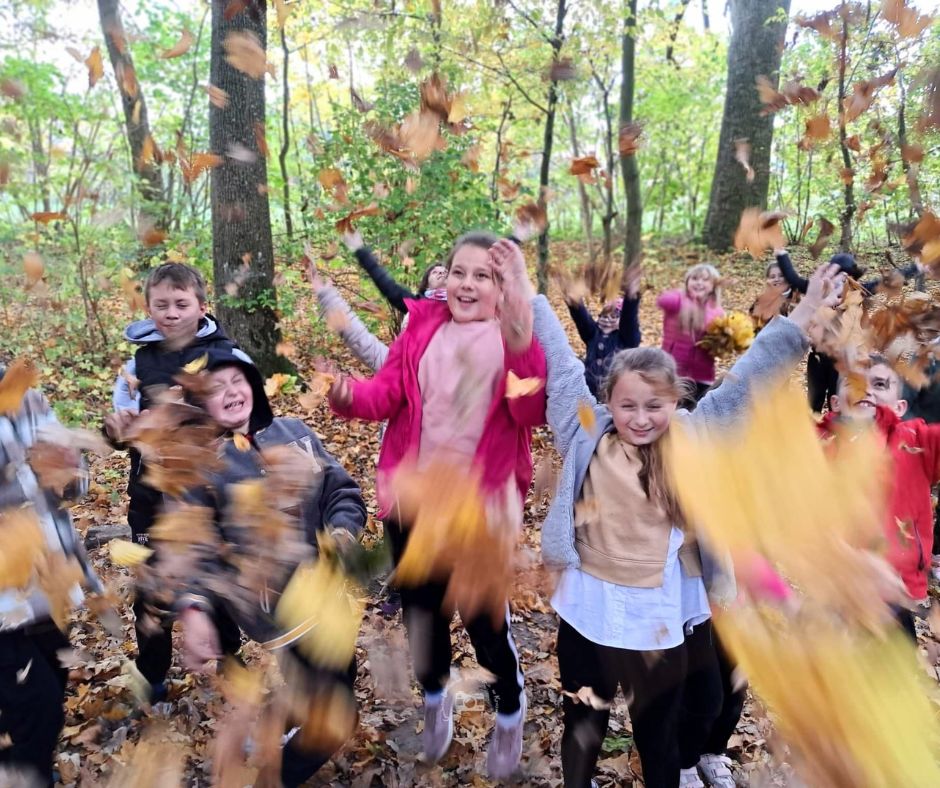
[656,289,724,384]
[331,299,547,518]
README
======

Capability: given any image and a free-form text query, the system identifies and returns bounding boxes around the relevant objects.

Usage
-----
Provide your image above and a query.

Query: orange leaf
[253,121,269,160]
[804,114,831,141]
[160,29,195,59]
[0,358,39,414]
[23,252,43,286]
[204,83,229,109]
[85,46,103,89]
[505,371,544,400]
[183,152,223,184]
[578,400,597,434]
[618,123,642,157]
[334,203,381,235]
[30,211,67,224]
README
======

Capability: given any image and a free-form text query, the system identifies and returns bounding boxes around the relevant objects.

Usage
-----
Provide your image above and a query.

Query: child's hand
[180,608,221,673]
[104,409,138,442]
[788,263,844,333]
[328,373,353,409]
[342,230,364,252]
[490,239,533,298]
[307,259,329,294]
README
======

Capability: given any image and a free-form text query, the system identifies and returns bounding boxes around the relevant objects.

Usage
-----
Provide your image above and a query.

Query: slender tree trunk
[666,0,693,65]
[836,17,855,251]
[566,108,595,265]
[620,0,642,270]
[210,0,285,375]
[702,0,711,30]
[702,0,791,251]
[278,26,293,240]
[97,0,165,222]
[490,98,513,219]
[536,0,568,294]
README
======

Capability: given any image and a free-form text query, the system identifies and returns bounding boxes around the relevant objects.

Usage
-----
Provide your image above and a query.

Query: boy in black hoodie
[104,262,240,701]
[156,346,366,787]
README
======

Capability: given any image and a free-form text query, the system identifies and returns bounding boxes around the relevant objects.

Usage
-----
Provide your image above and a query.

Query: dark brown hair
[145,262,208,305]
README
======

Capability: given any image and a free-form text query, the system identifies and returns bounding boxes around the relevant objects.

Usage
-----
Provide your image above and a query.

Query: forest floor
[46,240,940,787]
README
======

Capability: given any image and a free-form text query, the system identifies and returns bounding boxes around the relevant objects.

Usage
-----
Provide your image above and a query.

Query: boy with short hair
[822,355,940,636]
[160,346,366,787]
[0,375,100,787]
[104,262,239,701]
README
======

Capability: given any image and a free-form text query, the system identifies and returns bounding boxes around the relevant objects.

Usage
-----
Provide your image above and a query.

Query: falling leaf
[182,152,223,184]
[118,61,138,99]
[297,373,334,412]
[85,46,103,89]
[23,252,43,285]
[404,48,423,73]
[447,92,468,124]
[274,0,291,28]
[224,31,267,79]
[882,0,934,38]
[334,203,381,235]
[547,57,577,82]
[350,87,373,113]
[109,539,153,567]
[0,78,25,100]
[225,142,257,163]
[0,510,44,589]
[264,373,293,398]
[515,202,548,237]
[733,208,787,258]
[842,69,897,124]
[137,215,167,248]
[845,134,862,152]
[577,400,597,434]
[901,143,924,164]
[30,211,67,224]
[757,75,821,115]
[160,28,194,59]
[505,371,544,399]
[0,358,39,414]
[734,139,754,182]
[253,121,269,159]
[840,167,855,185]
[327,63,339,79]
[232,433,251,452]
[570,155,600,184]
[795,10,840,40]
[618,123,642,157]
[204,83,229,108]
[804,114,831,142]
[808,218,836,259]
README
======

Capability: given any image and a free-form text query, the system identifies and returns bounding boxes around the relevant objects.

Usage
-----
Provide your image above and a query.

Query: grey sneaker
[486,693,526,780]
[697,753,735,787]
[679,766,706,787]
[422,691,454,764]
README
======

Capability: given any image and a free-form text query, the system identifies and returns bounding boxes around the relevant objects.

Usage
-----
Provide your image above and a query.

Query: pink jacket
[657,289,724,383]
[331,299,547,518]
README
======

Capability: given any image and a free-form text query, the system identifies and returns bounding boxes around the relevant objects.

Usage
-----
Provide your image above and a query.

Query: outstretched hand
[490,239,535,353]
[342,230,364,252]
[624,263,643,300]
[328,372,353,409]
[787,263,845,334]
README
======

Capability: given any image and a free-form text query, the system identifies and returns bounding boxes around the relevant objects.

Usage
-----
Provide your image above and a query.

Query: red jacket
[331,299,547,518]
[818,407,940,599]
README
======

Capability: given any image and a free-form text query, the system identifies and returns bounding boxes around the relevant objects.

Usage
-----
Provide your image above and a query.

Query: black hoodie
[175,347,367,643]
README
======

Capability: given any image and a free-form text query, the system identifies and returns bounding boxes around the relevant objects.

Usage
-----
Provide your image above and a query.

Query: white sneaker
[422,690,455,764]
[486,693,527,780]
[680,766,706,787]
[698,753,736,787]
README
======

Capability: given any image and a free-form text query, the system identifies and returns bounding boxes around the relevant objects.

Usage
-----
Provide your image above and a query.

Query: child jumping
[529,256,842,788]
[564,266,642,398]
[329,233,546,779]
[656,264,725,403]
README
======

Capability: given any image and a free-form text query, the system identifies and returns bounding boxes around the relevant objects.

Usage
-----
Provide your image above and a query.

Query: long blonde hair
[679,263,722,336]
[602,348,691,525]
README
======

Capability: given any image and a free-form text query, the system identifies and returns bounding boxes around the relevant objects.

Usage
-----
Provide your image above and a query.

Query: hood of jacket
[124,314,225,344]
[199,346,274,433]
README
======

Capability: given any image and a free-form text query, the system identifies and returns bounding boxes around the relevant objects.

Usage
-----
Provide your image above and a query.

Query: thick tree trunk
[97,0,165,219]
[620,0,642,270]
[701,0,791,251]
[210,0,285,375]
[535,0,568,295]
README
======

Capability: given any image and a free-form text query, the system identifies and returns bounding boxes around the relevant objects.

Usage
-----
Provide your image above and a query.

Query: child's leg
[604,637,687,788]
[701,632,745,757]
[0,620,69,788]
[677,621,724,769]
[557,620,617,788]
[385,519,453,695]
[463,606,524,715]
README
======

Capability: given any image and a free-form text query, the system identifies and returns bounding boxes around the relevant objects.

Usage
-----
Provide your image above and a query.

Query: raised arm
[566,300,597,346]
[618,295,641,348]
[330,331,408,422]
[316,284,389,371]
[345,232,415,315]
[656,289,683,313]
[692,263,842,427]
[861,262,923,295]
[773,249,809,294]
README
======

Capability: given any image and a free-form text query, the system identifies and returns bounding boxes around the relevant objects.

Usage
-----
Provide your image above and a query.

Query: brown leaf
[842,69,897,124]
[0,358,39,415]
[224,31,267,79]
[547,57,577,82]
[515,202,548,237]
[182,152,223,184]
[30,211,67,224]
[0,509,44,589]
[253,121,269,159]
[23,251,43,286]
[204,83,229,108]
[160,28,195,59]
[350,87,373,113]
[404,48,423,73]
[901,143,924,164]
[505,371,544,399]
[795,10,840,40]
[334,203,381,235]
[734,208,787,259]
[845,134,862,152]
[618,123,642,157]
[804,114,831,141]
[734,139,754,183]
[0,78,25,100]
[808,218,836,259]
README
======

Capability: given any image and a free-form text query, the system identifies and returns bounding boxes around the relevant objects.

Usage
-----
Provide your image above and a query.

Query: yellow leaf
[505,370,544,399]
[447,91,468,124]
[108,539,153,567]
[577,400,596,434]
[274,0,291,27]
[182,353,208,374]
[0,509,44,589]
[85,46,103,89]
[232,432,251,452]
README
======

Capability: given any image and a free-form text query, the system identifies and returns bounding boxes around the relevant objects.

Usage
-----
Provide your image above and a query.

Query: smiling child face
[204,365,254,432]
[446,245,500,323]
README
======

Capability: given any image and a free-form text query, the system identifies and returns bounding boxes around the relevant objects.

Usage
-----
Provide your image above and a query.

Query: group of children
[1,226,937,788]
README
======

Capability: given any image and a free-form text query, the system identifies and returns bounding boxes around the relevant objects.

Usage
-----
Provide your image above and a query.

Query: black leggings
[0,620,70,788]
[385,519,524,714]
[807,350,838,413]
[701,635,746,755]
[557,619,722,788]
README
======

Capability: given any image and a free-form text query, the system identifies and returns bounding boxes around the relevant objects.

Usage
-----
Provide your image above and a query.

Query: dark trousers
[386,519,524,714]
[682,381,713,411]
[701,635,746,755]
[558,619,722,788]
[807,350,838,413]
[275,649,358,788]
[0,620,70,788]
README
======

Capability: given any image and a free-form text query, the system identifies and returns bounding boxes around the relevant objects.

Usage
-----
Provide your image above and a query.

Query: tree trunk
[278,26,293,240]
[701,0,791,251]
[620,0,642,270]
[97,0,165,221]
[836,19,855,251]
[535,0,568,294]
[210,0,285,375]
[702,0,711,30]
[566,108,595,266]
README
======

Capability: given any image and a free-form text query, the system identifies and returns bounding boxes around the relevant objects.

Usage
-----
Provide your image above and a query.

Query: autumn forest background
[1,0,939,784]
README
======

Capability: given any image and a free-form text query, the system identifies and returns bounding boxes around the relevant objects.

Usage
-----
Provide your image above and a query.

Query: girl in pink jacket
[329,234,546,780]
[657,264,724,403]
